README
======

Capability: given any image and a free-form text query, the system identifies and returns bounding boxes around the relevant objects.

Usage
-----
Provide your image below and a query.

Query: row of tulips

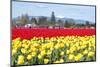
[12,28,95,39]
[12,35,95,65]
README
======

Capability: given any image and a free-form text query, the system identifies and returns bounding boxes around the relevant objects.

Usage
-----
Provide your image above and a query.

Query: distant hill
[13,16,95,24]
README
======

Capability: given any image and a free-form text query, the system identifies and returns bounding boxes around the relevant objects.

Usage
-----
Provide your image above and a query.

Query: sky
[12,1,96,23]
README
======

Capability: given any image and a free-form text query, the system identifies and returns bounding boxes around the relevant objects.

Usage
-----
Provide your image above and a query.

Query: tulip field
[12,28,96,65]
[12,28,95,39]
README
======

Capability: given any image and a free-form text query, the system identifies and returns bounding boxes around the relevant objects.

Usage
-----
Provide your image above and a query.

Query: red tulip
[12,28,96,40]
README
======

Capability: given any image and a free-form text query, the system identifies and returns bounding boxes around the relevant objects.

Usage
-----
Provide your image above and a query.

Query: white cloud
[56,15,65,18]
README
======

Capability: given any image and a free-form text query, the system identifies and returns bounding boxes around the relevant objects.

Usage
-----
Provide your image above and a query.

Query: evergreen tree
[50,11,56,24]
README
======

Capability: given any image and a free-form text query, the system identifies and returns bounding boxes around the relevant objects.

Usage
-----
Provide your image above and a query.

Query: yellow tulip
[53,60,60,63]
[77,46,81,51]
[46,43,53,48]
[75,54,83,61]
[66,50,70,54]
[17,55,24,65]
[60,51,64,56]
[21,48,26,54]
[83,49,88,55]
[68,54,74,60]
[88,52,95,57]
[41,50,46,56]
[27,55,32,60]
[12,49,17,56]
[60,43,65,48]
[66,43,70,47]
[81,44,87,49]
[42,44,47,49]
[88,47,92,51]
[31,47,37,52]
[47,50,52,55]
[31,52,37,57]
[54,44,60,49]
[59,59,64,63]
[38,54,42,59]
[33,43,40,47]
[22,39,27,43]
[50,47,54,51]
[17,59,24,65]
[24,45,29,49]
[18,55,24,60]
[44,59,49,64]
[70,46,77,53]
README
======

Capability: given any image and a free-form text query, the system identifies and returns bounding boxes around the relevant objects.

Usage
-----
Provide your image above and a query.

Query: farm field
[12,28,96,65]
[12,28,95,39]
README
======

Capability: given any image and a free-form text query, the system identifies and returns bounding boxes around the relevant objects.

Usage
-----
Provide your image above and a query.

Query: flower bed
[12,36,95,65]
[12,28,96,65]
[12,28,95,39]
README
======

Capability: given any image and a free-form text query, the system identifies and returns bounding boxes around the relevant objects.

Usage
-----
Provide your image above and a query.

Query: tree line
[12,11,95,29]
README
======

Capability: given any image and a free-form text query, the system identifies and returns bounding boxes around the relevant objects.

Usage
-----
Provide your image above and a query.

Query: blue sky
[12,1,96,23]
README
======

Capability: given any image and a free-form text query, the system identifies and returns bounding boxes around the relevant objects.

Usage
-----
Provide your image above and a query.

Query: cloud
[56,16,65,18]
[33,3,48,8]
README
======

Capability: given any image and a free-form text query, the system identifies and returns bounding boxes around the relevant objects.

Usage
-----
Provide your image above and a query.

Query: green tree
[64,19,75,28]
[20,14,29,25]
[31,18,37,24]
[86,21,90,25]
[50,11,56,24]
[38,16,47,25]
